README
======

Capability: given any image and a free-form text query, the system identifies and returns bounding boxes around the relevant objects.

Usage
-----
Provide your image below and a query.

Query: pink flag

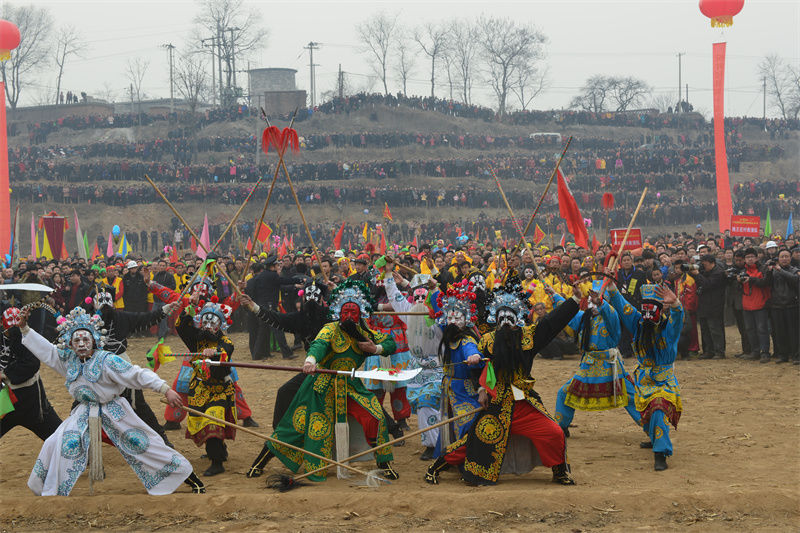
[106,230,114,258]
[30,212,36,258]
[197,214,210,259]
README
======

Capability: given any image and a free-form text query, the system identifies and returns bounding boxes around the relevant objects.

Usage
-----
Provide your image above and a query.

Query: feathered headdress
[56,307,107,351]
[486,275,531,328]
[328,278,375,321]
[191,295,234,331]
[434,278,478,327]
[262,126,300,156]
[602,192,615,211]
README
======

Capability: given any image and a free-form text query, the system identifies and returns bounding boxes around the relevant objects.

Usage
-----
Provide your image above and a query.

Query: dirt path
[1,327,798,532]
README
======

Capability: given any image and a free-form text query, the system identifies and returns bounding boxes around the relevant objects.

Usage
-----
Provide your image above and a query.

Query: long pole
[516,136,572,247]
[296,407,485,482]
[0,81,10,256]
[606,187,647,276]
[677,52,683,111]
[159,399,373,479]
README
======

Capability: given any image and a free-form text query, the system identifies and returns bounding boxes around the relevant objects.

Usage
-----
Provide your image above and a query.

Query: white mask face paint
[497,308,517,329]
[304,284,322,303]
[200,313,222,332]
[470,275,486,292]
[93,292,114,311]
[446,309,466,329]
[71,330,94,359]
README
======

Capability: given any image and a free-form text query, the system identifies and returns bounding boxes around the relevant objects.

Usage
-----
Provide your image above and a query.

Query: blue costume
[608,287,683,459]
[552,289,642,432]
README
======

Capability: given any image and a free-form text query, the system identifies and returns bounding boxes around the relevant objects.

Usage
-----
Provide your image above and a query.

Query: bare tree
[448,20,478,104]
[608,76,650,111]
[477,16,546,116]
[511,63,548,111]
[97,82,117,103]
[53,25,86,105]
[394,36,416,96]
[440,52,455,100]
[649,91,677,113]
[759,54,797,119]
[195,0,268,104]
[0,4,53,109]
[356,12,398,96]
[787,64,800,120]
[413,22,448,98]
[570,75,612,113]
[125,57,150,111]
[175,51,208,113]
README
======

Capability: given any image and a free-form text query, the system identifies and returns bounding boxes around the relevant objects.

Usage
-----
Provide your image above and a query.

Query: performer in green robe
[247,279,399,481]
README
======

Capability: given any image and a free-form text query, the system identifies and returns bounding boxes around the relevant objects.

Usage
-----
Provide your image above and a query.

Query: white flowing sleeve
[103,355,169,394]
[384,277,412,320]
[21,327,68,376]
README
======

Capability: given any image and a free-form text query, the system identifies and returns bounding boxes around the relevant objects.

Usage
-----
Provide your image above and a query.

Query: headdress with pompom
[56,307,107,351]
[327,278,375,320]
[486,275,531,328]
[191,295,233,331]
[434,278,478,327]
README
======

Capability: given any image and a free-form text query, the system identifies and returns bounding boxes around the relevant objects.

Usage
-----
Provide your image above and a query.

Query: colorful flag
[106,230,114,258]
[764,208,772,237]
[30,213,36,258]
[0,386,16,419]
[787,212,794,238]
[83,231,90,260]
[333,221,346,250]
[91,242,101,261]
[379,229,387,254]
[40,231,53,260]
[478,361,497,399]
[245,237,253,252]
[557,168,589,249]
[256,222,272,243]
[74,209,87,260]
[362,222,368,241]
[145,338,175,372]
[383,202,393,221]
[533,224,546,245]
[197,214,210,259]
[412,235,418,248]
[117,234,130,257]
[591,232,600,254]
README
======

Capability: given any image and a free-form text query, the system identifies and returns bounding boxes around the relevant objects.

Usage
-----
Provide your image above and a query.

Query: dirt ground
[1,326,798,532]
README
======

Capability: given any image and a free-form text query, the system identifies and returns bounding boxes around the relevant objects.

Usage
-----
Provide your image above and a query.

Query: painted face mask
[71,329,94,360]
[304,283,322,304]
[340,302,361,323]
[2,307,21,329]
[470,275,486,292]
[640,302,662,324]
[523,268,535,280]
[413,287,428,304]
[200,312,222,333]
[497,307,517,329]
[446,309,466,329]
[93,291,114,311]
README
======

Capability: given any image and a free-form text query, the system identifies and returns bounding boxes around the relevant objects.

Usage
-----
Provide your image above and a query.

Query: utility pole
[304,41,320,107]
[685,83,688,110]
[338,64,343,99]
[228,27,240,100]
[201,37,216,106]
[162,43,176,116]
[762,77,767,124]
[216,25,224,106]
[677,52,685,112]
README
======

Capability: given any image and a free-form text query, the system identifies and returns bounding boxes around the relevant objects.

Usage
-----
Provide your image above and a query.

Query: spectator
[739,248,771,362]
[767,249,799,364]
[693,253,727,359]
[122,260,148,313]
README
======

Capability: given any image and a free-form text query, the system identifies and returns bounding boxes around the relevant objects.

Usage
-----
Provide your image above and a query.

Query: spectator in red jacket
[739,248,771,362]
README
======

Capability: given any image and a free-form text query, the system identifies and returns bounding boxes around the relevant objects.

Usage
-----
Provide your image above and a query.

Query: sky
[9,0,800,117]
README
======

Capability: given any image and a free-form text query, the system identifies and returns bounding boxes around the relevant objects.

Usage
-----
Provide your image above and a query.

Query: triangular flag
[478,361,497,399]
[91,242,101,261]
[41,231,53,260]
[0,386,16,419]
[288,234,294,250]
[362,222,368,241]
[146,338,175,372]
[278,240,287,257]
[764,208,772,237]
[560,233,566,248]
[170,245,179,263]
[379,229,387,254]
[61,240,69,260]
[591,232,600,254]
[35,230,40,259]
[83,231,90,260]
[190,235,197,253]
[117,234,130,257]
[533,224,546,245]
[557,168,589,249]
[197,214,210,259]
[30,213,36,258]
[74,209,87,260]
[333,221,345,250]
[256,222,272,243]
[106,230,114,258]
[412,235,418,248]
[383,202,393,221]
[786,212,794,238]
[245,237,253,252]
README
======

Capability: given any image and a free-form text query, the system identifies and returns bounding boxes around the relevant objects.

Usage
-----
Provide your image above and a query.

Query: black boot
[163,421,181,430]
[551,463,576,485]
[640,440,653,449]
[203,460,225,476]
[383,408,405,446]
[376,461,399,480]
[654,452,668,471]
[242,417,260,428]
[562,427,570,438]
[247,444,274,478]
[420,446,435,461]
[424,457,448,485]
[398,419,410,431]
[184,471,206,493]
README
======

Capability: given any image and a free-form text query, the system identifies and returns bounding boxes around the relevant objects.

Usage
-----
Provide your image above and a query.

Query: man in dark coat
[122,260,149,313]
[245,255,300,360]
[694,253,727,359]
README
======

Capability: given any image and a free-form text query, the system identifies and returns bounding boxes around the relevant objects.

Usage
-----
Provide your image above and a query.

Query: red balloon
[0,20,20,51]
[699,0,744,27]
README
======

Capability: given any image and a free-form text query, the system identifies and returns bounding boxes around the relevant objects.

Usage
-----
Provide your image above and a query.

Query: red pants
[347,398,380,444]
[375,387,411,421]
[445,401,566,468]
[164,382,252,422]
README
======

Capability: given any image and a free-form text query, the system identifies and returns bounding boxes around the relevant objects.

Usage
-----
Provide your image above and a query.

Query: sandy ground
[1,326,798,532]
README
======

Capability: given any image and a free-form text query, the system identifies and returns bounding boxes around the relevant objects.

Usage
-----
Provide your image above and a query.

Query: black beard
[492,326,527,379]
[99,306,113,324]
[339,319,367,342]
[635,320,658,355]
[198,328,221,343]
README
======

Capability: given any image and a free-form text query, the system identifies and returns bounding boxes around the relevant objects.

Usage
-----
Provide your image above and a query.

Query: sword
[193,359,421,382]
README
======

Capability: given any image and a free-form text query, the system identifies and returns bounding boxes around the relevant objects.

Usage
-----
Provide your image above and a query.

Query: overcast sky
[14,0,800,117]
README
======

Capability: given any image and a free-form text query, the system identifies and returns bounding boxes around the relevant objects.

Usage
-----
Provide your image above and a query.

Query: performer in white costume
[16,307,199,496]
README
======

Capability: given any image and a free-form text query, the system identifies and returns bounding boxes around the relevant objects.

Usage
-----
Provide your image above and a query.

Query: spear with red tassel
[602,192,615,244]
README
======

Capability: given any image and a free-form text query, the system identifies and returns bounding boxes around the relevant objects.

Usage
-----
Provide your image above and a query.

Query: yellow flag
[41,231,53,260]
[362,222,368,241]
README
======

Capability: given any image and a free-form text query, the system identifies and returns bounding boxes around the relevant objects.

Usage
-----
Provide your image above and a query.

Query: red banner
[730,215,760,237]
[713,42,733,232]
[610,228,642,252]
[40,214,67,261]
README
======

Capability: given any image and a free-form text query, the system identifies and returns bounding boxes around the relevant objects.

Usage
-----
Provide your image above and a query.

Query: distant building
[248,67,307,115]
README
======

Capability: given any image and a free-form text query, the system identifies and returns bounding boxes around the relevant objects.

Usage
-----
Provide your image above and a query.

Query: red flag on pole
[255,222,272,243]
[379,227,387,254]
[533,224,546,245]
[245,237,253,252]
[591,232,600,254]
[556,169,589,249]
[333,221,345,250]
[412,235,418,248]
[559,233,566,248]
[91,242,101,261]
[383,202,392,222]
